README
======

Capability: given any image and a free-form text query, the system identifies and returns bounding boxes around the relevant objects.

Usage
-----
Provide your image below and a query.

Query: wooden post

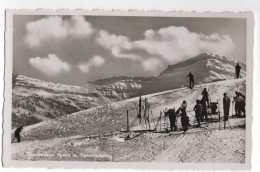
[144,98,147,130]
[127,110,129,131]
[160,111,162,132]
[139,97,142,117]
[146,98,151,130]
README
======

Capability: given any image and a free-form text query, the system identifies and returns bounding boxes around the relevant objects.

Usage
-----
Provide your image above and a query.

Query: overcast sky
[13,15,246,85]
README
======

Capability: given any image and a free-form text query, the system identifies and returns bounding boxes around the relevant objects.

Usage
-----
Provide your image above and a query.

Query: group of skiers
[187,63,242,89]
[167,87,246,133]
[165,100,189,133]
[169,88,211,133]
[223,91,246,120]
[182,88,211,130]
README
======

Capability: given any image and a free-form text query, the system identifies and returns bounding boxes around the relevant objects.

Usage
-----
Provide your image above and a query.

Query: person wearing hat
[194,100,203,127]
[223,93,231,121]
[176,100,189,133]
[165,108,177,131]
[201,88,210,107]
[233,91,246,117]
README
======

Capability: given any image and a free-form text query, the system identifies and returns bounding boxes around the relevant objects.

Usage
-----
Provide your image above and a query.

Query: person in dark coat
[194,100,203,127]
[233,91,246,117]
[165,108,177,131]
[176,101,189,133]
[187,72,194,89]
[12,127,23,143]
[201,88,209,107]
[235,63,241,79]
[200,98,208,122]
[223,93,231,121]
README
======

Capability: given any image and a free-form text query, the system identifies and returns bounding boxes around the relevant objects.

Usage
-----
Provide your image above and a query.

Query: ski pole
[231,101,234,118]
[151,110,156,130]
[218,112,220,130]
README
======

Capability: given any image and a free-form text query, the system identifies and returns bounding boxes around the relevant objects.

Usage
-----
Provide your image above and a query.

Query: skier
[235,63,241,79]
[176,101,189,133]
[187,72,194,89]
[193,100,203,127]
[201,88,210,107]
[233,91,246,117]
[12,127,23,143]
[200,98,208,122]
[165,108,177,131]
[223,93,231,121]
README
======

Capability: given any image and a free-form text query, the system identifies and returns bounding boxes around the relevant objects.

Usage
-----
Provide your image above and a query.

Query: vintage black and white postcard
[3,10,254,170]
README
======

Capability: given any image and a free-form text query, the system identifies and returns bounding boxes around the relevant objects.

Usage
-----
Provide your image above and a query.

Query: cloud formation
[135,26,235,63]
[96,26,235,73]
[26,18,236,77]
[25,16,94,48]
[29,54,70,76]
[96,30,142,61]
[78,56,105,73]
[142,58,163,73]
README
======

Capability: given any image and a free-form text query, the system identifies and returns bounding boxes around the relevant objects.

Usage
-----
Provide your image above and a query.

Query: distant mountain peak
[159,52,246,83]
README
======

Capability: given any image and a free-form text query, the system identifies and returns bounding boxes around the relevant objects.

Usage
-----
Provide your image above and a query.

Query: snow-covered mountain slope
[85,76,151,99]
[12,52,246,128]
[20,78,245,142]
[12,78,246,163]
[12,122,245,162]
[136,53,246,96]
[12,75,114,128]
[161,52,246,80]
[82,52,246,97]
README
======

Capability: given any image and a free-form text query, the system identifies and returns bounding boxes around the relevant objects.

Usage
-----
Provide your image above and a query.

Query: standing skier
[233,91,246,117]
[235,63,241,79]
[12,127,23,143]
[165,108,177,131]
[223,93,231,121]
[187,72,194,89]
[176,101,189,133]
[200,98,208,122]
[194,100,203,127]
[201,88,210,107]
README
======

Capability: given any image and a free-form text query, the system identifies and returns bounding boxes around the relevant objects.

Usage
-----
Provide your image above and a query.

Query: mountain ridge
[12,52,246,128]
